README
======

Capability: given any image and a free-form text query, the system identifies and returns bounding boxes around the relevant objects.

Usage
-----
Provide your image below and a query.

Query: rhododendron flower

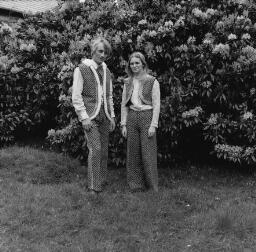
[178,44,188,52]
[0,22,12,33]
[241,46,256,63]
[0,55,8,70]
[244,147,254,157]
[208,114,218,125]
[11,66,22,74]
[48,129,55,136]
[182,106,203,118]
[206,8,217,16]
[237,15,245,21]
[242,112,253,120]
[203,39,212,45]
[138,19,147,25]
[201,81,212,88]
[215,144,243,158]
[232,62,242,72]
[238,0,247,4]
[20,43,37,52]
[149,30,157,37]
[250,88,255,95]
[174,16,185,28]
[192,8,207,19]
[216,21,224,30]
[241,33,251,40]
[187,36,196,44]
[212,43,230,57]
[164,20,174,28]
[228,33,237,40]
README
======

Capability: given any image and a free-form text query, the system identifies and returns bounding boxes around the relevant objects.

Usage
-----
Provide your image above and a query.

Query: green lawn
[1,146,256,251]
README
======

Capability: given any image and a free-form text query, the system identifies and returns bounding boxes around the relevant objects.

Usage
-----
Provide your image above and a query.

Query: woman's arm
[150,79,161,128]
[121,84,128,127]
[109,79,115,118]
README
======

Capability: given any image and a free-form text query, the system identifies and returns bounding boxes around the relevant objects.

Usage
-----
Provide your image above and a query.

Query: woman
[121,52,160,192]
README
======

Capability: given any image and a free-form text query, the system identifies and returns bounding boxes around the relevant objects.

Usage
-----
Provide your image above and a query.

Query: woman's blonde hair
[90,37,112,57]
[126,52,148,76]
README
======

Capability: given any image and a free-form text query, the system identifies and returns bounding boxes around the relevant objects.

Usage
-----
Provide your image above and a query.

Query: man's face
[92,43,107,65]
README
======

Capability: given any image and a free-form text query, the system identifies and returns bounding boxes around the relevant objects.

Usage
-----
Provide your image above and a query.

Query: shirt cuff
[78,111,90,122]
[120,121,126,127]
[150,122,158,128]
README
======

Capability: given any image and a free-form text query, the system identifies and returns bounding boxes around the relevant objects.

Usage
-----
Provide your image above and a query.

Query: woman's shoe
[130,188,145,193]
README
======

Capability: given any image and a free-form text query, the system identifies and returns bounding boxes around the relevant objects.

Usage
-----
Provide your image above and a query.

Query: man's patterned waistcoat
[79,59,113,121]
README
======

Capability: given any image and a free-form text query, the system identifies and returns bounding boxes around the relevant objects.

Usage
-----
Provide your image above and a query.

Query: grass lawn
[1,146,256,251]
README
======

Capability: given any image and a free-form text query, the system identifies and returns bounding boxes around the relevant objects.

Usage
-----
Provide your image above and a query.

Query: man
[72,37,115,194]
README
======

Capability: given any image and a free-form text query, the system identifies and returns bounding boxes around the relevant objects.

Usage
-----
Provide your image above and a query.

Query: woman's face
[129,56,144,75]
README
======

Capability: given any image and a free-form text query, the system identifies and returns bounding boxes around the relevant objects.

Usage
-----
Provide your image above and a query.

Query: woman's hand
[122,125,127,138]
[148,126,156,138]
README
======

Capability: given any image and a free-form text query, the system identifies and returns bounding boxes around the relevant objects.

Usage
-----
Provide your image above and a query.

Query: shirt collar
[82,58,105,70]
[91,59,102,69]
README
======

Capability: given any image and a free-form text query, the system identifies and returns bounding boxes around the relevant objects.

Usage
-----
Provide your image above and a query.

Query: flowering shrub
[46,118,87,159]
[2,0,256,166]
[214,144,256,164]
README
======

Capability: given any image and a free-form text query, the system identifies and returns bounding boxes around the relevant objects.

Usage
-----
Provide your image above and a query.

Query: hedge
[1,0,256,166]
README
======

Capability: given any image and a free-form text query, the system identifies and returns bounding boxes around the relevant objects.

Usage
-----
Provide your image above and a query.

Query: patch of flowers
[47,119,79,145]
[192,8,217,19]
[241,33,251,40]
[0,22,12,34]
[242,112,253,120]
[201,81,212,89]
[207,114,218,125]
[228,33,237,40]
[214,144,243,162]
[214,144,256,164]
[138,19,147,26]
[0,55,9,70]
[19,42,37,52]
[182,106,203,119]
[212,43,230,57]
[174,16,185,28]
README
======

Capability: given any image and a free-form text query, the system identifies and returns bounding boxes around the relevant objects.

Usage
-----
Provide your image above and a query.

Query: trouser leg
[84,123,103,192]
[139,110,158,191]
[99,111,110,186]
[126,110,145,190]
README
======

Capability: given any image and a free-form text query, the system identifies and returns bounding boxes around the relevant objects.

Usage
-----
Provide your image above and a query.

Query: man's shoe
[88,189,101,195]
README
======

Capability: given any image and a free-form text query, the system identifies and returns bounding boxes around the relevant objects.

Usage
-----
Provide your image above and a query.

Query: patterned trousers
[84,106,110,192]
[126,109,158,191]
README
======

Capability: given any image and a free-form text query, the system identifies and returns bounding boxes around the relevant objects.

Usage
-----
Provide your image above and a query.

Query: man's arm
[72,67,89,121]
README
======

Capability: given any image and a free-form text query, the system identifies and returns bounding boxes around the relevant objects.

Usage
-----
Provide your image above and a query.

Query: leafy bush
[2,0,256,166]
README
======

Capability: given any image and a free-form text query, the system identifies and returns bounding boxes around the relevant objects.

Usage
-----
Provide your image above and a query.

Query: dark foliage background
[1,0,256,166]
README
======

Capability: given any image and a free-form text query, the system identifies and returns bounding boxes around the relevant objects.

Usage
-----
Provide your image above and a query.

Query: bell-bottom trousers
[126,109,158,191]
[84,106,110,192]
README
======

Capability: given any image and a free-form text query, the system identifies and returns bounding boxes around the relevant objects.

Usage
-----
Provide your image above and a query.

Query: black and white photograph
[1,0,256,251]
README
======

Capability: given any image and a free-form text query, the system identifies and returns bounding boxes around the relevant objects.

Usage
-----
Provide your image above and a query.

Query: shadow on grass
[0,145,86,184]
